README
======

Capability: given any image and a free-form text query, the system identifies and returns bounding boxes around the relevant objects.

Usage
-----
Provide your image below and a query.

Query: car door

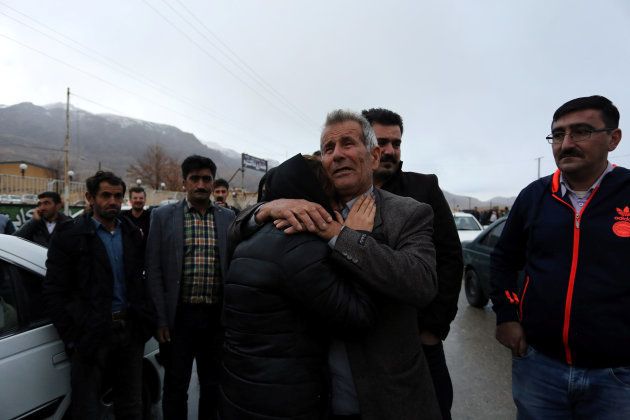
[0,260,71,419]
[466,220,506,295]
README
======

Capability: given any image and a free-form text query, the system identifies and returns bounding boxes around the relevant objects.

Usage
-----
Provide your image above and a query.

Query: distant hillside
[0,102,515,206]
[442,190,515,210]
[0,102,271,190]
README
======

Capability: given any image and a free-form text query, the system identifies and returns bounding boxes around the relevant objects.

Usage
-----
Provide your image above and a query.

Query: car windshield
[455,216,481,231]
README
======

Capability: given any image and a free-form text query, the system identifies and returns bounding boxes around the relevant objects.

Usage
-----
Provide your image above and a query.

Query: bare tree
[127,144,180,190]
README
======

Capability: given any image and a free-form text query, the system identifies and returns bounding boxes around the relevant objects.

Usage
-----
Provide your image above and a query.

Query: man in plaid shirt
[146,155,235,420]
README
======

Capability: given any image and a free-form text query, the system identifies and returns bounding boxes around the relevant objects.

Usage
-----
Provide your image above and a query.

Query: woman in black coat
[221,154,377,420]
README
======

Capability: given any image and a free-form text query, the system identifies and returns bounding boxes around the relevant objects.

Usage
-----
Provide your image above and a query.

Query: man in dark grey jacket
[232,110,441,420]
[146,155,235,420]
[15,191,70,247]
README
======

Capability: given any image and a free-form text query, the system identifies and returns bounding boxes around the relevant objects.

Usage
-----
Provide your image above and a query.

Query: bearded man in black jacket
[362,108,463,420]
[43,171,153,419]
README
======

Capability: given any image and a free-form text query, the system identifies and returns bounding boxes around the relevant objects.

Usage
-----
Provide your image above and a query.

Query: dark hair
[128,186,145,198]
[263,154,334,215]
[213,178,229,190]
[552,95,620,129]
[303,155,334,199]
[38,191,61,204]
[85,171,126,197]
[257,169,273,202]
[181,155,217,179]
[362,108,404,134]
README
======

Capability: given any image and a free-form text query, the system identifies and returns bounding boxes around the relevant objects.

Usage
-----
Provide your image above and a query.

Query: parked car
[7,195,22,204]
[461,216,508,307]
[453,211,484,243]
[21,194,38,205]
[0,194,11,204]
[0,234,163,419]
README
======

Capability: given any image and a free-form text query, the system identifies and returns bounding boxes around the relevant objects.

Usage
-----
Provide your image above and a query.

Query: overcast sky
[2,0,630,199]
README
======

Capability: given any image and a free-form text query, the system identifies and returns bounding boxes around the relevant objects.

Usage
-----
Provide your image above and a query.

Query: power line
[167,0,318,128]
[0,2,278,143]
[141,0,315,135]
[0,31,285,158]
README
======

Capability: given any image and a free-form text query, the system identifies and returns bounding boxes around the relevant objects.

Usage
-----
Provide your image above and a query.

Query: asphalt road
[446,287,516,419]
[187,286,517,419]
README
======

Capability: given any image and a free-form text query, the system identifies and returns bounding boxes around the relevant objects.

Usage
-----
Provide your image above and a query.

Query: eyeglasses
[546,127,613,144]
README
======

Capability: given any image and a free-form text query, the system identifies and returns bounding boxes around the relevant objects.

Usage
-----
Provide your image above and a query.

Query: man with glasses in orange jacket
[491,95,630,419]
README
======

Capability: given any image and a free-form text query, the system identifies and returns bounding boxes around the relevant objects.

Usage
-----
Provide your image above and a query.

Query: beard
[95,205,121,220]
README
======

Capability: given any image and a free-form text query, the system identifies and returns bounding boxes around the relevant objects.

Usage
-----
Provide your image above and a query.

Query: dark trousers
[161,303,223,420]
[423,342,453,420]
[71,321,144,420]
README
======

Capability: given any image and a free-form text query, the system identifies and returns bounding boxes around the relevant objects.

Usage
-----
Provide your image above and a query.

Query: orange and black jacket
[490,166,630,368]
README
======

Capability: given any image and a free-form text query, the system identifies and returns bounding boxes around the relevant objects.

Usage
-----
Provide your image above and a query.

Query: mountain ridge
[0,102,270,191]
[0,101,515,208]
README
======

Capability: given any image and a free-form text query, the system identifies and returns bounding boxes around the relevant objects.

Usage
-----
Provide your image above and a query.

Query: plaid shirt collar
[184,199,213,214]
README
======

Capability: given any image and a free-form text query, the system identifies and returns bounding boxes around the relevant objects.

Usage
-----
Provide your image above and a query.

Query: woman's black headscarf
[262,154,334,216]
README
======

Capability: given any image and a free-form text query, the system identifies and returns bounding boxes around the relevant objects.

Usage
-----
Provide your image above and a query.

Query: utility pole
[63,88,71,214]
[536,156,543,179]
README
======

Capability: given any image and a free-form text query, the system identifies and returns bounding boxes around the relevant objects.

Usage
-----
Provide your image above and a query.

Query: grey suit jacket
[333,188,441,420]
[146,200,235,328]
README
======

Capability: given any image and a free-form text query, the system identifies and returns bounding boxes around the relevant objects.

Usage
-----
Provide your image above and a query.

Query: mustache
[193,189,209,193]
[558,149,584,160]
[379,155,397,164]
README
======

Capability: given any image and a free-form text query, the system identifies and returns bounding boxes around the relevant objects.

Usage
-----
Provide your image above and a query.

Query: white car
[453,212,484,243]
[21,194,39,205]
[0,234,163,419]
[7,195,23,204]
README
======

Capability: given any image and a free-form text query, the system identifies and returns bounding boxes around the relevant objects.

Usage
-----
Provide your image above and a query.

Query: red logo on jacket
[613,207,630,237]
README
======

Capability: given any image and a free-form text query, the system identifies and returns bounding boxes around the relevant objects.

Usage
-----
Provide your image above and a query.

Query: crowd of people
[5,95,629,420]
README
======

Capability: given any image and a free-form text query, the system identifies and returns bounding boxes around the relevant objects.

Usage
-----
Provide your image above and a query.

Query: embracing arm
[281,239,377,334]
[332,202,437,308]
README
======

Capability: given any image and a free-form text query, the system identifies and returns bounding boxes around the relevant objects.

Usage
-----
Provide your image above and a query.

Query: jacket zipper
[518,275,530,322]
[551,186,600,365]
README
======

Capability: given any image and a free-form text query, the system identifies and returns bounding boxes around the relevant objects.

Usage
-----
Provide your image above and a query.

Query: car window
[0,264,19,337]
[0,261,49,337]
[454,216,481,231]
[479,221,505,248]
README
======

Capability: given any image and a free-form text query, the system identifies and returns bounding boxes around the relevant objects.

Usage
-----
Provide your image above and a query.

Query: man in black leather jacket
[15,191,70,247]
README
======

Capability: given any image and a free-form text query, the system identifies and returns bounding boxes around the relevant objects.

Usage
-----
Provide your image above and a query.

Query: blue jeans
[512,346,630,419]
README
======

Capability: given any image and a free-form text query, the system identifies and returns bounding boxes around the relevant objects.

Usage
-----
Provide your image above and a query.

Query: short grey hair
[320,109,378,151]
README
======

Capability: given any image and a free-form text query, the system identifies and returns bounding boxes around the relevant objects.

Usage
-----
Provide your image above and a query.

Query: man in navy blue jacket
[490,95,630,419]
